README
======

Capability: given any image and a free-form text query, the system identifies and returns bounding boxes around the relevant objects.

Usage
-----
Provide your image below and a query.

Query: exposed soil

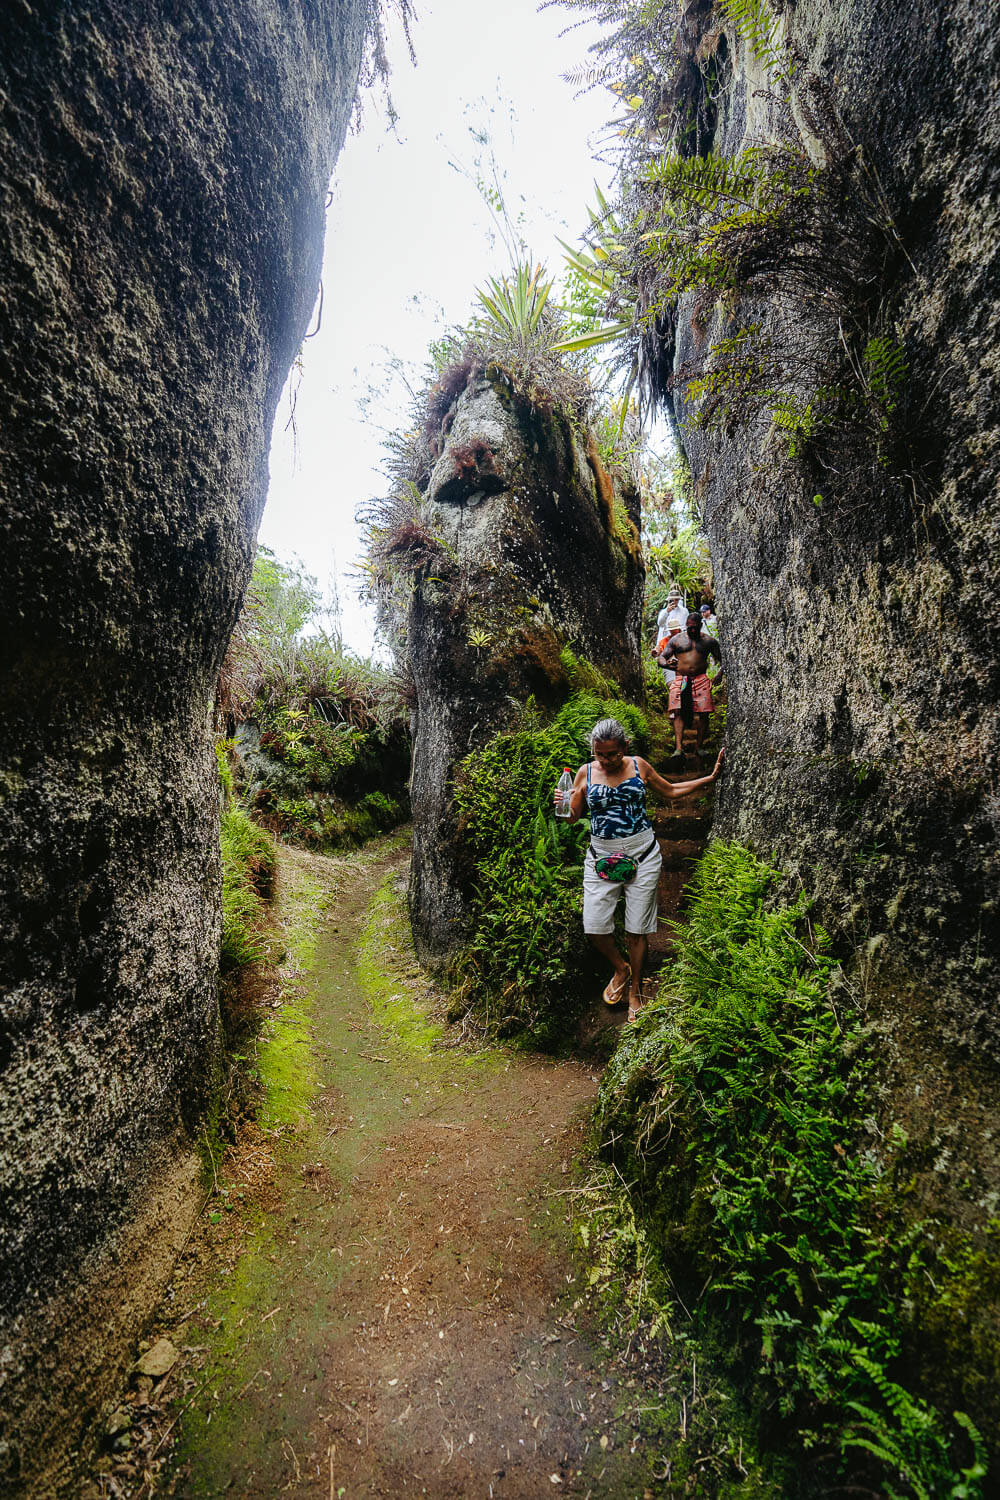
[85,836,693,1500]
[83,735,722,1500]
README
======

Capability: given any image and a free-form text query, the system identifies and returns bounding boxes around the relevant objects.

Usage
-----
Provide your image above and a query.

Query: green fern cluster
[594,841,988,1496]
[717,0,796,85]
[863,334,908,425]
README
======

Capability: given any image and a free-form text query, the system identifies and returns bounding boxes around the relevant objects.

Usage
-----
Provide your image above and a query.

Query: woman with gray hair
[554,718,724,1021]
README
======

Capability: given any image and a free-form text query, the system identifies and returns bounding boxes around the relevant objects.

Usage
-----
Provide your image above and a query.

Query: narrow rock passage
[167,841,665,1499]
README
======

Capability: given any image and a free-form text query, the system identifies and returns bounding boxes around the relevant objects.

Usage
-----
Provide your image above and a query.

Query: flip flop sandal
[602,969,630,1007]
[627,985,646,1023]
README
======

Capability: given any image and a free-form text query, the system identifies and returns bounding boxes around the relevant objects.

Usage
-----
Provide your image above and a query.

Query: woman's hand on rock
[712,747,725,780]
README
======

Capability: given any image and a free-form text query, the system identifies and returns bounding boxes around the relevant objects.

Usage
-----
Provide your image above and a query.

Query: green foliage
[766,386,843,458]
[222,548,411,851]
[572,1165,782,1497]
[595,842,988,1497]
[219,768,276,976]
[451,684,648,1043]
[644,522,711,633]
[476,261,554,359]
[553,182,635,364]
[863,336,907,410]
[554,0,912,475]
[247,546,321,647]
[717,0,795,84]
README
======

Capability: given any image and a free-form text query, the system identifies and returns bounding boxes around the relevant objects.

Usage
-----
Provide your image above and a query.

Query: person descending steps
[555,718,724,1022]
[658,612,724,767]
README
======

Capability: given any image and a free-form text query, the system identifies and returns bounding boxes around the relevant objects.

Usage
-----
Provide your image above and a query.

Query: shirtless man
[658,612,723,763]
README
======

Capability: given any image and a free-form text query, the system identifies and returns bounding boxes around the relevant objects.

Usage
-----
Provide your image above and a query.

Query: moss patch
[357,877,445,1054]
[219,791,276,975]
[254,856,331,1129]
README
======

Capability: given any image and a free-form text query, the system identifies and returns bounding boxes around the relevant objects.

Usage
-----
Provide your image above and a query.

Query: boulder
[648,0,1000,1449]
[665,0,1000,1052]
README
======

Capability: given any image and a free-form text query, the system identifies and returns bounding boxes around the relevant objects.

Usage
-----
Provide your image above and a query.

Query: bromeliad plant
[475,260,554,362]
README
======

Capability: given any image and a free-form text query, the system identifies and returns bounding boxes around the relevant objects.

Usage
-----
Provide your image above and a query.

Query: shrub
[595,841,988,1497]
[220,548,411,851]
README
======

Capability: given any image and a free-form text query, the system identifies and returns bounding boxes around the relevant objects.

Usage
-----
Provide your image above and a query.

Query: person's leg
[692,676,714,760]
[667,678,684,758]
[584,866,629,1002]
[625,931,648,1015]
[590,930,629,1002]
[623,847,662,1020]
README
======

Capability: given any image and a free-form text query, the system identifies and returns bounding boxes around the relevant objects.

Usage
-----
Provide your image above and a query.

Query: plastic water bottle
[554,767,573,819]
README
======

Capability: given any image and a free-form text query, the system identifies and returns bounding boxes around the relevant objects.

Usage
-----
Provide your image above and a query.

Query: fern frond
[718,0,795,83]
[862,335,907,412]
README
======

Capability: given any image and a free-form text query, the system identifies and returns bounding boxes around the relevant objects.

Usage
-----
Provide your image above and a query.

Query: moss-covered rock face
[634,0,1000,1467]
[408,375,644,954]
[0,2,367,1488]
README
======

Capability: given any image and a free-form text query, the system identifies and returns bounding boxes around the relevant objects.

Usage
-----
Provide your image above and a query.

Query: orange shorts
[668,673,714,715]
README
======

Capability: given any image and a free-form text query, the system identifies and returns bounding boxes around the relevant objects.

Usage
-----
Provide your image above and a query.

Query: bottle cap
[563,767,572,772]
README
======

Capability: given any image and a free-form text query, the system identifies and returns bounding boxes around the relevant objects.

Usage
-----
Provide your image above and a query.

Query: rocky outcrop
[408,375,644,954]
[0,2,368,1489]
[663,0,999,1035]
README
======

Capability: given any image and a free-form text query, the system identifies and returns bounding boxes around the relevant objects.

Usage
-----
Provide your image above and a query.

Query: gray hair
[590,718,629,749]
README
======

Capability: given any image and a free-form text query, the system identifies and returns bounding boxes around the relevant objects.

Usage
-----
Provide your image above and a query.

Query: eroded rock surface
[408,375,644,954]
[656,0,1000,1447]
[669,0,999,1052]
[0,2,367,1489]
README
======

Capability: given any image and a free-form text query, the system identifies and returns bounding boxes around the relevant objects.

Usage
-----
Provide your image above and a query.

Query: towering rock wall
[665,0,999,1346]
[0,2,368,1488]
[674,0,999,1044]
[408,375,644,954]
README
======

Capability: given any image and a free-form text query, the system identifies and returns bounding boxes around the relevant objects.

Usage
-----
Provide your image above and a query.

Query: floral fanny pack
[589,837,658,883]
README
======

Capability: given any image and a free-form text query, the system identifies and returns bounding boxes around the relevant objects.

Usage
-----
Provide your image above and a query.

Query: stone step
[657,837,704,871]
[651,811,711,840]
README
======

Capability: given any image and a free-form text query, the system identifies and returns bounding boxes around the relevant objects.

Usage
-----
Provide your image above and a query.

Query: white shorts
[582,828,662,936]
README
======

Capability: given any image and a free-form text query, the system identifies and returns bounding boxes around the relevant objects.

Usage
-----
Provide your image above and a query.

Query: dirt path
[158,840,669,1499]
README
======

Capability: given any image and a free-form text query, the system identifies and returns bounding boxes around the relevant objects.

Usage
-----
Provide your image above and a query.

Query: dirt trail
[163,842,666,1499]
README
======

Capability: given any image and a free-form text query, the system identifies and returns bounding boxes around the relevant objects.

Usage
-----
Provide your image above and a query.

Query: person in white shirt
[651,591,686,682]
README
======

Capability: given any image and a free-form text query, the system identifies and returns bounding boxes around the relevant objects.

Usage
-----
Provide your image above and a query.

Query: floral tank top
[586,757,652,839]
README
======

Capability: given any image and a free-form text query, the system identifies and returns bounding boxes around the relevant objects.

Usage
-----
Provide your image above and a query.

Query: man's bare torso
[663,632,720,676]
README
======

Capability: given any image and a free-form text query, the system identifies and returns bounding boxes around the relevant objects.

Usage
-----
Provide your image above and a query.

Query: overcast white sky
[258,0,618,655]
